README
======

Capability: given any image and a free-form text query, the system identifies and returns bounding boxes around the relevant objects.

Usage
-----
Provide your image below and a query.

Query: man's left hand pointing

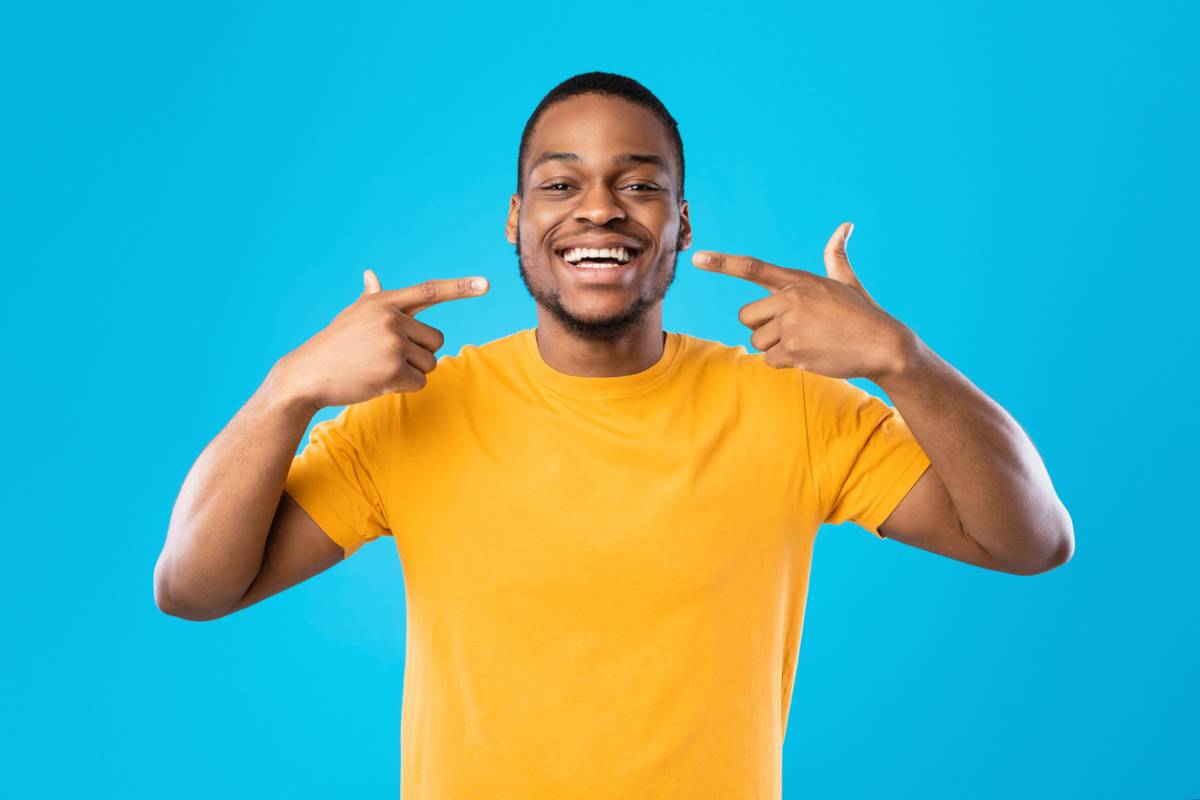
[691,222,915,383]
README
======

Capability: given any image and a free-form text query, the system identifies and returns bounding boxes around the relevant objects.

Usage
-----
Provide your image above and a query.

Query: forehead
[526,94,673,173]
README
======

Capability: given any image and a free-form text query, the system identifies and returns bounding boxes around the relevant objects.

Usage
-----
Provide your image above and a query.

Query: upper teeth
[562,247,633,264]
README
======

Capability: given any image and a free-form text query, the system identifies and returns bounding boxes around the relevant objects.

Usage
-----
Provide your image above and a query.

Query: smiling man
[510,88,687,360]
[155,71,1074,798]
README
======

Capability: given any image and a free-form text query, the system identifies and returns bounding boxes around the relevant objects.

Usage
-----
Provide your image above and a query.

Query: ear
[505,193,520,245]
[676,199,692,251]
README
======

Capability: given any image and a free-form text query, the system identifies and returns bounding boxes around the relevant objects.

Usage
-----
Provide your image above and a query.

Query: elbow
[154,586,230,622]
[1029,532,1074,574]
[153,558,230,622]
[1017,513,1075,576]
[1046,505,1076,570]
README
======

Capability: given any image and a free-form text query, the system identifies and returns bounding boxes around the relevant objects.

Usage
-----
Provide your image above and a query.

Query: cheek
[521,204,561,234]
[648,208,680,246]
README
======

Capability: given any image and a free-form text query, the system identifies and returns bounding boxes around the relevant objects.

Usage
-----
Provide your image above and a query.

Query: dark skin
[506,94,691,377]
[157,91,1072,624]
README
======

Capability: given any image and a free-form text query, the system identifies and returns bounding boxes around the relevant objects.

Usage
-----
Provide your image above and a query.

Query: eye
[625,183,660,192]
[542,182,574,191]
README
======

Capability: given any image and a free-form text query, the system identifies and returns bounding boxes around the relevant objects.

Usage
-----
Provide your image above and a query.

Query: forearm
[154,358,316,617]
[876,332,1074,573]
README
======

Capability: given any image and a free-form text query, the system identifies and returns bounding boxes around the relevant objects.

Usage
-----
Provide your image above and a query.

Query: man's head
[506,72,692,342]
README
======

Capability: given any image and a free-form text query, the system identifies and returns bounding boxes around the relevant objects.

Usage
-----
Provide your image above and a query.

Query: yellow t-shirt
[284,327,931,798]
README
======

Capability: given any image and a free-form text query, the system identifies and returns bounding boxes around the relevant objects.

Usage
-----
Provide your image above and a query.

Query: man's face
[506,94,692,341]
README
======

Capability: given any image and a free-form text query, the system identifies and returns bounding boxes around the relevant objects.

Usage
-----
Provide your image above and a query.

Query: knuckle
[742,257,762,278]
[420,280,438,301]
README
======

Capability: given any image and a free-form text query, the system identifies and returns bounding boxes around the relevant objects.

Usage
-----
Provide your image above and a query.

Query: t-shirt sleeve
[284,395,396,559]
[800,369,932,539]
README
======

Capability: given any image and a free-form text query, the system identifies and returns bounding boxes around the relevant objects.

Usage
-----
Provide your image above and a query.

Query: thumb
[363,268,383,295]
[823,222,881,307]
[823,223,860,286]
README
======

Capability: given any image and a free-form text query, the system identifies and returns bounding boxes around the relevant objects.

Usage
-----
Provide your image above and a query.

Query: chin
[545,296,653,341]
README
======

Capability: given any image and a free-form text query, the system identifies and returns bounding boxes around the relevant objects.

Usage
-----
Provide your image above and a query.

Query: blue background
[2,1,1195,797]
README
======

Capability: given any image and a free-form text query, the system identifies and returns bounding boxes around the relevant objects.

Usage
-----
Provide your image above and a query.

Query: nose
[573,180,625,226]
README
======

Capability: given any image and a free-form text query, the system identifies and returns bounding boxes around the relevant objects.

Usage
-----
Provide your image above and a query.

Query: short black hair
[516,71,685,200]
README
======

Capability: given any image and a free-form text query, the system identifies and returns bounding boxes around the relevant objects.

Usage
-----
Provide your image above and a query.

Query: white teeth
[561,246,633,265]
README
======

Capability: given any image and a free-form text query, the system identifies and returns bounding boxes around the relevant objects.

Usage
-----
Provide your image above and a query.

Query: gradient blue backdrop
[2,1,1195,797]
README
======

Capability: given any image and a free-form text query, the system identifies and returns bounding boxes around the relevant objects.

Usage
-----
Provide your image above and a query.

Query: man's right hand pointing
[272,269,490,412]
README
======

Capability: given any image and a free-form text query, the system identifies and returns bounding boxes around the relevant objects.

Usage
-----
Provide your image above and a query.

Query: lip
[555,236,644,252]
[554,247,643,285]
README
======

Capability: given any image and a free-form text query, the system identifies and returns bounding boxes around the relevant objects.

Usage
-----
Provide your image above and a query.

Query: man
[154,71,1073,797]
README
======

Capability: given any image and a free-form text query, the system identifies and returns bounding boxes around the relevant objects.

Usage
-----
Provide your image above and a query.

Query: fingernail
[845,224,854,243]
[471,277,487,291]
[695,253,711,265]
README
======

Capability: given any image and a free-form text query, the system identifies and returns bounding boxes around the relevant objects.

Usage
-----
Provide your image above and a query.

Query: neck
[533,306,666,378]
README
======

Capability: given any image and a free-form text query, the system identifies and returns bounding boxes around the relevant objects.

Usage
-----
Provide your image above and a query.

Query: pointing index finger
[380,276,490,316]
[691,251,800,292]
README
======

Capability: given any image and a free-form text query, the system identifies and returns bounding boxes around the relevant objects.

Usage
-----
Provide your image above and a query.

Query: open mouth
[555,245,642,270]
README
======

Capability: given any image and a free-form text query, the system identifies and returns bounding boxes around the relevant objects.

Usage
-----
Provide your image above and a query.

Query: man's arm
[690,222,1073,575]
[875,336,1074,575]
[154,365,332,621]
[154,271,488,620]
[217,492,344,620]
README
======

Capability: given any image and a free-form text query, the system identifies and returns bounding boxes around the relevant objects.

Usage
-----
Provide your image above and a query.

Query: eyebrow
[528,151,670,173]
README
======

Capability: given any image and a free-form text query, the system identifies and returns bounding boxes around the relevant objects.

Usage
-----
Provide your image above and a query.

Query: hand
[691,222,912,382]
[274,269,490,410]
